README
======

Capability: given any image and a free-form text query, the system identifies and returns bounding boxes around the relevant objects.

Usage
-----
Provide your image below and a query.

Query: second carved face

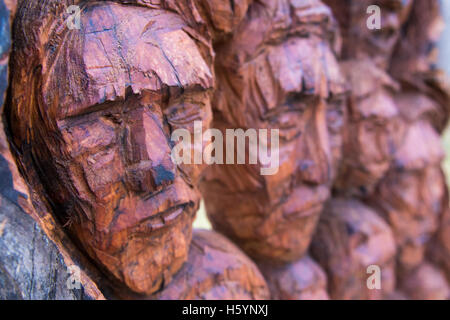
[200,0,346,262]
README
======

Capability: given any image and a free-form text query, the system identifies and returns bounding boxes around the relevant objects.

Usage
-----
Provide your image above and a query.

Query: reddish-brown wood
[324,0,413,70]
[1,0,449,300]
[383,0,450,291]
[310,198,397,300]
[200,0,346,264]
[332,60,404,196]
[259,255,329,300]
[428,206,450,282]
[323,0,413,195]
[399,262,449,300]
[4,0,268,298]
[322,0,450,299]
[152,230,270,300]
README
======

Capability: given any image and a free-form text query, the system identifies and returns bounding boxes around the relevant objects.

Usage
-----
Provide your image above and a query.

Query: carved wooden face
[201,1,345,262]
[9,2,213,295]
[334,62,405,195]
[371,92,446,271]
[339,91,402,193]
[375,166,444,271]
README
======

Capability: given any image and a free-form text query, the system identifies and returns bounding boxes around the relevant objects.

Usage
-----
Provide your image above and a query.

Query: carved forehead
[219,0,344,99]
[226,0,335,62]
[42,2,213,118]
[213,1,345,126]
[215,38,345,129]
[256,38,345,101]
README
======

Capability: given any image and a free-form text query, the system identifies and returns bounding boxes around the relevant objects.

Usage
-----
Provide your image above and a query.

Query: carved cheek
[83,148,125,199]
[60,119,125,199]
[294,106,331,185]
[385,173,419,214]
[60,119,116,158]
[387,172,438,242]
[357,120,388,163]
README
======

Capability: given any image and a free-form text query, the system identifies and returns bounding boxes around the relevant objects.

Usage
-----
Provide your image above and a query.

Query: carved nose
[295,102,331,185]
[296,155,330,185]
[121,108,176,193]
[125,160,176,193]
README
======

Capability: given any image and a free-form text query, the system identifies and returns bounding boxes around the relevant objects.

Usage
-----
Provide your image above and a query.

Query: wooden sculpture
[369,105,446,272]
[398,262,449,300]
[428,206,450,283]
[383,0,450,298]
[199,0,347,299]
[323,0,413,70]
[323,0,413,196]
[0,0,449,301]
[332,60,404,196]
[1,0,87,300]
[3,0,269,299]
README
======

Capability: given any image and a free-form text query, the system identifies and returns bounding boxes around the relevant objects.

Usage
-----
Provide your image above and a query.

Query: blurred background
[194,0,450,230]
[440,0,450,188]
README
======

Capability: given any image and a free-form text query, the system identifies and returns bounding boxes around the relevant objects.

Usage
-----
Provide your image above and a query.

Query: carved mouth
[282,202,324,220]
[106,178,196,235]
[129,202,192,237]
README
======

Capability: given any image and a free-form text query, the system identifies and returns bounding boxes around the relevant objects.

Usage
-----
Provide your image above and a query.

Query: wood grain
[0,0,449,300]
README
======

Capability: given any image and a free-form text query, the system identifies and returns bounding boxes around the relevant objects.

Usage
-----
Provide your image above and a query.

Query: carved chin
[247,203,324,263]
[78,209,194,295]
[120,215,193,295]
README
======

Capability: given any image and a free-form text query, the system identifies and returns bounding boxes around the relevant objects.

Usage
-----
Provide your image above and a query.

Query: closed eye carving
[262,94,318,141]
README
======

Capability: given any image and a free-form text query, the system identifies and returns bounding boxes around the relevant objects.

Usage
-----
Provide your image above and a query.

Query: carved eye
[263,93,312,119]
[262,94,317,141]
[165,101,203,127]
[60,118,116,158]
[164,91,211,132]
[261,109,301,142]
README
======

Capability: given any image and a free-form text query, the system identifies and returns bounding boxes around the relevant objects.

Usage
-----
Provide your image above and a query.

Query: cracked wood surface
[0,0,449,300]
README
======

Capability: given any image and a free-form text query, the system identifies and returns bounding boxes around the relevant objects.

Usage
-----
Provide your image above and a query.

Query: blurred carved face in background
[8,2,213,295]
[334,61,405,195]
[200,0,346,262]
[322,0,412,196]
[371,93,446,270]
[324,0,413,68]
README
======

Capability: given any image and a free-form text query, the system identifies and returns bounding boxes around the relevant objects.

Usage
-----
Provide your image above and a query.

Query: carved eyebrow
[56,78,212,121]
[47,3,213,119]
[58,99,125,122]
[57,89,163,124]
[56,101,126,130]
